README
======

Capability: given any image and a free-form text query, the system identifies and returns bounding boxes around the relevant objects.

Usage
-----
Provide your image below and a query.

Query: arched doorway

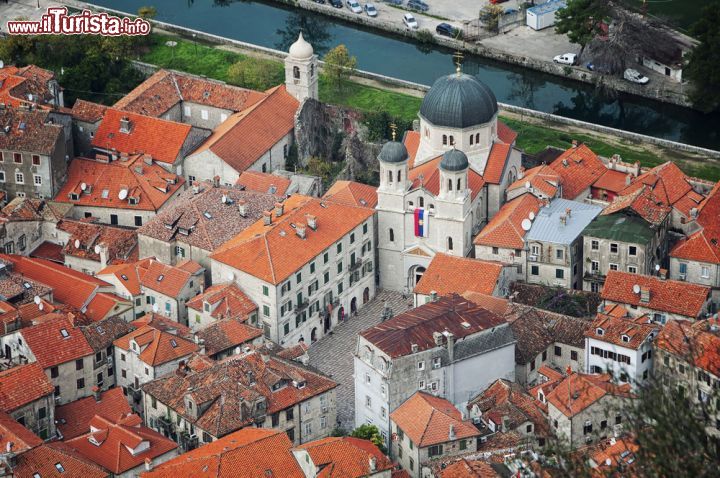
[363,287,370,304]
[409,266,426,289]
[311,328,317,343]
[337,306,345,322]
[350,297,357,315]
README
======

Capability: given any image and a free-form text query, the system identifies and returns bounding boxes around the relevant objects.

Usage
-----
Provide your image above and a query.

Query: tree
[685,2,720,113]
[137,6,157,19]
[323,45,357,92]
[480,5,504,33]
[227,58,284,91]
[555,0,610,57]
[349,424,386,453]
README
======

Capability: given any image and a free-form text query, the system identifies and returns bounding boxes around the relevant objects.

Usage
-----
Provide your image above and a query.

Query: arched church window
[475,133,480,144]
[293,66,300,79]
[449,136,454,146]
[470,135,474,145]
[388,170,393,183]
[442,135,447,145]
[447,179,453,191]
[389,228,395,242]
[310,64,314,77]
[457,178,462,190]
[397,170,401,182]
[447,237,454,250]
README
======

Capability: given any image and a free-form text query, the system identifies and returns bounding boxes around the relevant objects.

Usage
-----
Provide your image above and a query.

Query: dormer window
[70,193,79,201]
[129,197,139,205]
[621,334,630,343]
[596,328,604,336]
[203,302,210,312]
[170,339,178,348]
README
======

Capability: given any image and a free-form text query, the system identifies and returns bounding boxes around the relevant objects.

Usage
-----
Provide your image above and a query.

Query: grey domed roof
[420,73,498,128]
[378,141,408,164]
[440,148,469,172]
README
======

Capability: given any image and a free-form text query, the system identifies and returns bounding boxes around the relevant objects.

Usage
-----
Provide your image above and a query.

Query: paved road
[308,289,412,432]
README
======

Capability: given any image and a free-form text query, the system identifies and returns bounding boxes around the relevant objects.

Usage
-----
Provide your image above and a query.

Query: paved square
[308,289,412,431]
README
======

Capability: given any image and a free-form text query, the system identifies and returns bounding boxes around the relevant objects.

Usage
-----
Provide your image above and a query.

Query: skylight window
[55,463,65,473]
[120,274,128,281]
[60,328,70,338]
[203,212,212,219]
[23,282,32,289]
[96,326,105,335]
[157,274,164,282]
[101,189,109,199]
[170,339,178,348]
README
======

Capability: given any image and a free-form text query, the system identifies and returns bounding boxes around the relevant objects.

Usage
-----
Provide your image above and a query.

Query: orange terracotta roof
[497,120,518,145]
[537,365,564,383]
[507,165,562,198]
[141,428,304,478]
[474,194,541,249]
[0,363,54,412]
[58,220,137,264]
[461,292,510,316]
[592,168,630,193]
[84,292,131,322]
[93,108,192,165]
[655,318,720,376]
[20,313,95,368]
[390,392,480,447]
[468,379,549,436]
[546,373,632,418]
[212,195,374,284]
[295,436,393,477]
[0,254,110,310]
[0,410,43,455]
[114,69,267,118]
[621,161,697,212]
[143,351,337,438]
[192,85,299,173]
[323,180,378,208]
[54,156,184,212]
[586,315,658,349]
[197,318,264,357]
[439,458,501,477]
[549,144,607,200]
[0,64,57,109]
[670,182,720,264]
[585,436,639,477]
[99,257,202,298]
[0,107,64,156]
[71,99,107,123]
[414,253,504,296]
[114,323,198,367]
[236,170,291,196]
[56,387,132,440]
[11,442,110,478]
[408,156,485,200]
[601,270,710,318]
[600,186,671,226]
[187,282,257,321]
[65,414,177,475]
[403,131,421,165]
[483,143,511,184]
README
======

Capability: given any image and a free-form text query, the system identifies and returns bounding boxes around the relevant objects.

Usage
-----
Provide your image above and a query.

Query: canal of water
[92,0,720,150]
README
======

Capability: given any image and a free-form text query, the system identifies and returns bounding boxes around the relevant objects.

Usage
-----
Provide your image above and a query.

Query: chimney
[98,243,108,269]
[119,117,132,133]
[197,338,206,355]
[562,158,569,167]
[449,424,456,441]
[92,385,102,402]
[518,166,525,179]
[566,208,572,218]
[659,268,667,280]
[274,202,284,218]
[306,214,317,230]
[433,331,443,346]
[559,214,567,225]
[640,287,650,303]
[134,164,143,175]
[238,200,247,217]
[501,415,510,433]
[634,161,641,177]
[571,140,578,148]
[144,458,153,472]
[410,343,419,353]
[369,456,377,472]
[263,211,272,226]
[295,222,306,239]
[625,174,632,186]
[143,154,152,165]
[213,175,220,188]
[430,290,438,302]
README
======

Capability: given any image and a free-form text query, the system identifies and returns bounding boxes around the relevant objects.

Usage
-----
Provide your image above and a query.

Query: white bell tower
[285,32,318,102]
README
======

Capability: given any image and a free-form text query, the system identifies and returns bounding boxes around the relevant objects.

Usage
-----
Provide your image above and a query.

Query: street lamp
[192,33,198,55]
[165,40,177,65]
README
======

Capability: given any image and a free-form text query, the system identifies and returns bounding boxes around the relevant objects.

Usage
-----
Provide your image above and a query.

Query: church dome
[440,148,469,172]
[378,141,409,164]
[289,32,314,60]
[419,73,498,128]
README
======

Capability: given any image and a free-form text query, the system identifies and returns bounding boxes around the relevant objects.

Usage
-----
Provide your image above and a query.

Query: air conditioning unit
[528,255,538,262]
[678,273,686,281]
[107,356,113,366]
[321,406,329,413]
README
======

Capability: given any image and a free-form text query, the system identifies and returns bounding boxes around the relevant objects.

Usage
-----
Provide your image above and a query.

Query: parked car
[436,23,457,38]
[490,0,509,3]
[364,3,378,17]
[586,62,594,71]
[385,0,402,4]
[346,0,362,13]
[407,0,429,13]
[312,0,326,4]
[623,68,649,84]
[403,13,419,29]
[553,53,577,65]
[329,0,343,8]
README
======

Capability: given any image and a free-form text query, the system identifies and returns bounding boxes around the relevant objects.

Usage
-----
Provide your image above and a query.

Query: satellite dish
[80,182,87,191]
[118,189,128,200]
[521,219,532,231]
[0,61,4,69]
[529,211,535,220]
[38,303,44,311]
[632,284,641,294]
[525,181,531,189]
[94,245,101,254]
[33,295,41,305]
[221,194,227,204]
[74,239,80,249]
[655,264,660,272]
[152,304,159,313]
[605,458,612,466]
[226,271,234,281]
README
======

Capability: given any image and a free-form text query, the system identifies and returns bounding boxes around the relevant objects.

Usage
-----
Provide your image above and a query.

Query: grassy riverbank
[141,32,720,181]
